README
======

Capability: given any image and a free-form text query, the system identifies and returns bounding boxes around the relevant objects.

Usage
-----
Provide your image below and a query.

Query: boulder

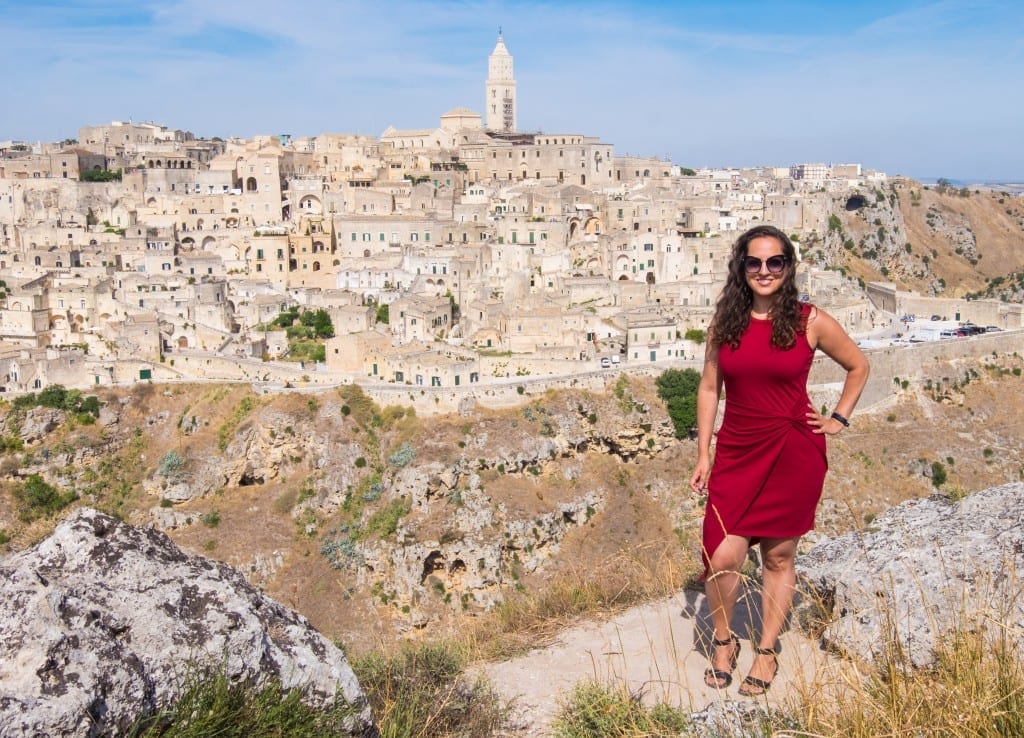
[19,407,64,444]
[796,482,1024,667]
[0,508,375,737]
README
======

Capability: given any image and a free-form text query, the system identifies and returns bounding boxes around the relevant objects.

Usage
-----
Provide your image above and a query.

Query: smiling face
[744,235,789,303]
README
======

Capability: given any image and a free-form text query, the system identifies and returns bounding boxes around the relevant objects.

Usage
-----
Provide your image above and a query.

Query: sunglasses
[743,255,788,274]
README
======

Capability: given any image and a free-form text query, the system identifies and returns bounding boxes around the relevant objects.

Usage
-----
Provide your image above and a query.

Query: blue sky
[1,0,1021,182]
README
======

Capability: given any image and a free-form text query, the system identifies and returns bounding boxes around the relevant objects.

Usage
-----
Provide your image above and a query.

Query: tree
[655,368,701,438]
[311,308,334,338]
[376,303,390,324]
[684,328,705,344]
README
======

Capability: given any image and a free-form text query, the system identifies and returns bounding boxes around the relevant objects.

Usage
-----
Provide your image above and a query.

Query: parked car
[939,329,958,339]
[600,357,611,368]
[986,326,1003,332]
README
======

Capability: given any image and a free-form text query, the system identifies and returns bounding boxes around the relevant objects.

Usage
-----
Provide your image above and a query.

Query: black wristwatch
[830,411,850,427]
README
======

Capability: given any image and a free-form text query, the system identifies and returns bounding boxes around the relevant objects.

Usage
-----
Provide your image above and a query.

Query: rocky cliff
[2,354,1024,651]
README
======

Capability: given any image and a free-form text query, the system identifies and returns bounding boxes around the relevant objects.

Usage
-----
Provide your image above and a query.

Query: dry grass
[466,541,696,663]
[776,566,1024,738]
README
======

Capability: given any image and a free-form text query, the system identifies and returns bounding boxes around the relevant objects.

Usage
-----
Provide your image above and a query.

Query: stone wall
[807,328,1024,411]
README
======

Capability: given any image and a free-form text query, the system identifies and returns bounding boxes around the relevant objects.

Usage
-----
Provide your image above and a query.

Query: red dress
[701,304,827,576]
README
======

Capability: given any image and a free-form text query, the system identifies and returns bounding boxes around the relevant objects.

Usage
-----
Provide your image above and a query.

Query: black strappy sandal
[703,633,741,689]
[738,645,779,696]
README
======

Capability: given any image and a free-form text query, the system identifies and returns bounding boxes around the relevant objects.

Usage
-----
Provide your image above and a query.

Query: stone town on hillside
[0,35,1020,398]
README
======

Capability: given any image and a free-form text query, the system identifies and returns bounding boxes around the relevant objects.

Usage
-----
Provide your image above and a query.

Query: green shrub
[201,510,221,528]
[387,442,417,468]
[14,474,76,522]
[12,385,102,417]
[683,328,705,344]
[365,498,411,539]
[352,642,509,738]
[552,681,688,737]
[158,451,186,478]
[655,368,700,438]
[0,435,24,453]
[130,669,360,737]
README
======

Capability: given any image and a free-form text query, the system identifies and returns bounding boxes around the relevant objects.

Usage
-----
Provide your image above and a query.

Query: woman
[689,225,869,696]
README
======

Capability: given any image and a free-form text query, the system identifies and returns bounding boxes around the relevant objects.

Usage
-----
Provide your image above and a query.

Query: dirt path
[480,588,839,735]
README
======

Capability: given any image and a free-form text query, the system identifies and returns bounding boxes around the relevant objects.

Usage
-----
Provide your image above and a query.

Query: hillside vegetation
[1,346,1023,651]
[806,182,1024,297]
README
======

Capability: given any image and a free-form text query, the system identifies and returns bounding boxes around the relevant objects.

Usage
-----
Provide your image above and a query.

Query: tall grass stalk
[469,541,692,661]
[783,567,1024,738]
[551,681,689,738]
[129,670,361,737]
[351,640,510,738]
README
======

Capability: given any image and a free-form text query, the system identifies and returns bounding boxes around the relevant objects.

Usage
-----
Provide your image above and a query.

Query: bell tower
[486,32,516,132]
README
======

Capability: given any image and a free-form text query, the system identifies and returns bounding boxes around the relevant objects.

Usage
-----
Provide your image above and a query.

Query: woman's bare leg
[744,536,799,690]
[704,533,750,681]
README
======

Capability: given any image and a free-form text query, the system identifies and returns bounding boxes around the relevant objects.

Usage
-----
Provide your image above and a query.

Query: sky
[1,0,1022,182]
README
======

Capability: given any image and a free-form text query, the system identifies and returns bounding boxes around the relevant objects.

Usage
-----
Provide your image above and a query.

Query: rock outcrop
[796,482,1024,667]
[0,508,374,737]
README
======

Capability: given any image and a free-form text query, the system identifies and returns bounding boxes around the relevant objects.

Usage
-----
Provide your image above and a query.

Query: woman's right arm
[689,340,723,494]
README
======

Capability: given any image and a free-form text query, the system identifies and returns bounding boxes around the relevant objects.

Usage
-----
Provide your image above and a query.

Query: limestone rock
[796,482,1024,667]
[19,407,64,444]
[0,508,374,737]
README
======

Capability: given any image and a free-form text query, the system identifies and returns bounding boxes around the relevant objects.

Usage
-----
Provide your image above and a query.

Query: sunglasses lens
[744,256,786,274]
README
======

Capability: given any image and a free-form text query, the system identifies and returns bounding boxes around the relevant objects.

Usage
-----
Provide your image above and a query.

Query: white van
[600,357,611,369]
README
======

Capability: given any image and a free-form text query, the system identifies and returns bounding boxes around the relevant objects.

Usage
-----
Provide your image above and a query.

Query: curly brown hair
[709,225,805,350]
